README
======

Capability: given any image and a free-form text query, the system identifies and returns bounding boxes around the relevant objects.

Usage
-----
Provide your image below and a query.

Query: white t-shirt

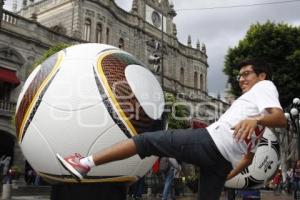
[207,80,282,168]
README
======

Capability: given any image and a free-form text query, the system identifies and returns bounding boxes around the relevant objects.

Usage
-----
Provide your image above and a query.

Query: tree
[224,21,300,108]
[165,92,189,129]
[32,43,71,69]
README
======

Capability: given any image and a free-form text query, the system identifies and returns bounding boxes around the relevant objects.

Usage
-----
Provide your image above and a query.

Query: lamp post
[285,97,300,159]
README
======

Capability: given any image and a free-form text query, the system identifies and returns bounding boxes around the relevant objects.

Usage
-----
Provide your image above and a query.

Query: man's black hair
[237,58,272,80]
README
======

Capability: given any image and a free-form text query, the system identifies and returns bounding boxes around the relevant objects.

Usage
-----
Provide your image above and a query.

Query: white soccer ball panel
[132,156,157,177]
[225,175,240,189]
[248,146,278,180]
[64,43,118,60]
[21,122,62,175]
[42,59,102,110]
[30,101,115,157]
[125,64,165,120]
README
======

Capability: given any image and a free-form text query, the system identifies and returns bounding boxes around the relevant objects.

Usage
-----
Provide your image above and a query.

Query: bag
[152,159,160,174]
[159,157,170,172]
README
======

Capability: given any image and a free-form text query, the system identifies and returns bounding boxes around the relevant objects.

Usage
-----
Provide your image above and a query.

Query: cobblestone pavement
[0,190,293,200]
[3,190,294,200]
[254,190,293,200]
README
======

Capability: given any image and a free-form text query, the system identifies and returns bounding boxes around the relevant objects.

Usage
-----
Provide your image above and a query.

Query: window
[106,28,110,44]
[84,19,91,41]
[96,23,103,43]
[180,68,184,85]
[194,72,198,89]
[0,81,12,101]
[118,38,124,49]
[200,74,203,91]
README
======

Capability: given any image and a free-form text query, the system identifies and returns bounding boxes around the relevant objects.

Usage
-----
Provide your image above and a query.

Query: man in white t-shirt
[57,59,287,200]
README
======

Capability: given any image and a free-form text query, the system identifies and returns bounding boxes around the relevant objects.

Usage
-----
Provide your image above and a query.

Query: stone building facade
[0,0,228,174]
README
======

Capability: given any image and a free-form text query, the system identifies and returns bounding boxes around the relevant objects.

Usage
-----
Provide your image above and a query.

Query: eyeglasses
[236,70,255,81]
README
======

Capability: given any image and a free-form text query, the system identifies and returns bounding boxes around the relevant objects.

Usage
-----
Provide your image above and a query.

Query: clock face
[151,11,161,28]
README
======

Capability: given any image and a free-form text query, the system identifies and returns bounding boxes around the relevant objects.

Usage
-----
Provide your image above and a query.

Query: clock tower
[131,0,176,35]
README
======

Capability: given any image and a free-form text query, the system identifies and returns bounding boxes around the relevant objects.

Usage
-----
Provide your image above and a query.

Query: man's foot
[56,153,90,181]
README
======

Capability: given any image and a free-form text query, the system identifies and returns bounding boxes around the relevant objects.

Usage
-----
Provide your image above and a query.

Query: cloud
[172,0,300,95]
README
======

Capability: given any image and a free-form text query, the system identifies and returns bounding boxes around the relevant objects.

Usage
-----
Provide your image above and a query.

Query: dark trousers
[133,128,233,200]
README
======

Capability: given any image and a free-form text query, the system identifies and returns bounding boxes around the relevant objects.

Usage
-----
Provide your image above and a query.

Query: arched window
[180,68,184,85]
[96,23,102,43]
[84,18,91,41]
[194,71,198,89]
[106,28,110,44]
[118,38,124,49]
[200,74,203,91]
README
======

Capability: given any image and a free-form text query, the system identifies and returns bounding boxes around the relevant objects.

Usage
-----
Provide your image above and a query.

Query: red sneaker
[56,153,90,181]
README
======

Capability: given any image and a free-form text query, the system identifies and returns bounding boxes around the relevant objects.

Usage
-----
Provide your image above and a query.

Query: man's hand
[232,118,258,142]
[226,152,254,180]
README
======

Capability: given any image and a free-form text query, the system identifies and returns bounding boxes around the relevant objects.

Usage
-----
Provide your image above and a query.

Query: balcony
[0,100,16,118]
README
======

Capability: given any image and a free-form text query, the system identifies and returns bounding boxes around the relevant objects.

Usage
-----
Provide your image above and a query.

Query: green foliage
[164,92,189,129]
[224,21,300,107]
[32,43,71,69]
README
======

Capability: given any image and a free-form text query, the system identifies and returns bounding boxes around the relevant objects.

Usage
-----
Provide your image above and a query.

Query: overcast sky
[4,0,300,97]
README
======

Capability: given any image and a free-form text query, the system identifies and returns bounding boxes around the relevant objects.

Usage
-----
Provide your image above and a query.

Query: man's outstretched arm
[233,107,287,141]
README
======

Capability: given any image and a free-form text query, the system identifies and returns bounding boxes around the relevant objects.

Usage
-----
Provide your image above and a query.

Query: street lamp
[285,97,300,159]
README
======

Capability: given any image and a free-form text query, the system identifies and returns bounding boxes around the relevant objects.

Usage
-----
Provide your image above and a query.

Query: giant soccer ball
[15,43,166,183]
[225,128,280,189]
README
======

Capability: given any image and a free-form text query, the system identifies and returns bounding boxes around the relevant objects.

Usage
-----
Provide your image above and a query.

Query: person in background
[128,176,145,200]
[293,160,300,199]
[273,170,282,195]
[161,158,181,200]
[1,156,11,184]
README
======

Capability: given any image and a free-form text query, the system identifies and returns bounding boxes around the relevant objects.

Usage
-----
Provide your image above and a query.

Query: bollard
[1,183,12,200]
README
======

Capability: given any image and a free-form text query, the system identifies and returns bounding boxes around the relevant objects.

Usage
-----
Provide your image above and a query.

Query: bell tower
[131,0,176,35]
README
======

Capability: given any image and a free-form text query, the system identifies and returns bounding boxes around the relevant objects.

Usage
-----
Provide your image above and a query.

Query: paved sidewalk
[259,190,293,200]
[3,190,294,199]
[232,190,293,200]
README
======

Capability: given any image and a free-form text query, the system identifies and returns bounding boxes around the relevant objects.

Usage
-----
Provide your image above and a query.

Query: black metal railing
[0,100,16,114]
[2,9,17,25]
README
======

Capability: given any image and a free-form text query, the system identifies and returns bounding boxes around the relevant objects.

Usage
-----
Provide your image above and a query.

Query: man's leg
[198,169,227,200]
[92,139,137,166]
[57,128,225,180]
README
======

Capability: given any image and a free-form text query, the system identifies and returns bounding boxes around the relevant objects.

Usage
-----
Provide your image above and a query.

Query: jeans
[162,168,176,200]
[133,128,233,200]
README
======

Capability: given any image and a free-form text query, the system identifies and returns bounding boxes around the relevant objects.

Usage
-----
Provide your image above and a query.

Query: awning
[0,67,20,85]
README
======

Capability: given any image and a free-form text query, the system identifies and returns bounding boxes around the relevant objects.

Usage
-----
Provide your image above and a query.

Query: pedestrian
[273,170,282,195]
[128,176,145,200]
[293,160,300,199]
[1,156,11,184]
[285,168,293,194]
[57,58,287,200]
[161,158,181,200]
